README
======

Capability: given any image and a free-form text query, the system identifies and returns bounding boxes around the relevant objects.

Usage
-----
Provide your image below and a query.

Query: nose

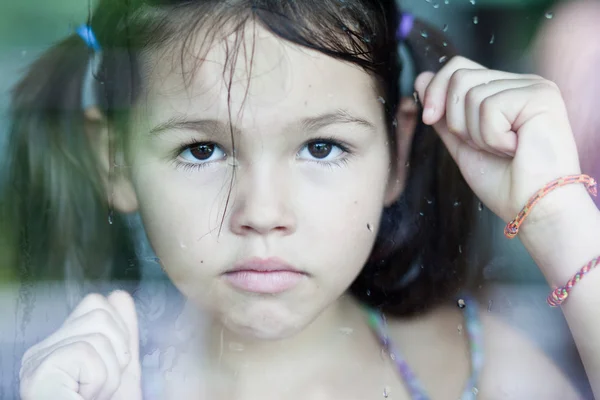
[230,165,296,237]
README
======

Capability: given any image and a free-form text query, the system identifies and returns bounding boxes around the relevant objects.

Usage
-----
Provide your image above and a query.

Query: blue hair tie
[397,13,414,41]
[76,24,102,110]
[76,24,102,52]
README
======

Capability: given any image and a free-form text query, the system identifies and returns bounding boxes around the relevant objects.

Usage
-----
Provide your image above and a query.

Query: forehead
[137,23,385,128]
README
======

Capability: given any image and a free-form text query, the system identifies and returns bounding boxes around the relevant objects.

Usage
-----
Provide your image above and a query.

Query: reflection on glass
[0,1,598,399]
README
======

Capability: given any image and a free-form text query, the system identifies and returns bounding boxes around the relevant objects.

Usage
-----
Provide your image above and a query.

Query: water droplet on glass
[390,352,396,361]
[472,387,479,395]
[545,11,554,19]
[383,386,391,398]
[487,300,493,312]
[470,0,476,4]
[443,24,449,32]
[478,202,484,211]
[419,212,424,216]
[459,245,463,253]
[229,342,245,352]
[489,34,495,44]
[367,289,371,296]
[457,298,466,308]
[340,327,354,335]
[439,55,448,63]
[473,16,479,24]
[444,0,450,4]
[420,30,429,38]
[433,2,440,8]
[108,210,114,225]
[377,96,386,104]
[458,324,463,334]
[405,161,410,167]
[392,118,398,128]
[453,200,461,207]
[480,167,485,175]
[367,223,373,232]
[453,94,460,104]
[426,198,433,205]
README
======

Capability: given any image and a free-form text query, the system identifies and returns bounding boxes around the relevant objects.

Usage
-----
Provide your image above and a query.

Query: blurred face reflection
[124,25,398,340]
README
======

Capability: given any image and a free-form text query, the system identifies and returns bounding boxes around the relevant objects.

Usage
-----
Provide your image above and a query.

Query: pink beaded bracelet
[547,255,600,307]
[502,174,599,307]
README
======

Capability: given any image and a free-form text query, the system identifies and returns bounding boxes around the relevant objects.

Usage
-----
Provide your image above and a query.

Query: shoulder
[478,312,584,399]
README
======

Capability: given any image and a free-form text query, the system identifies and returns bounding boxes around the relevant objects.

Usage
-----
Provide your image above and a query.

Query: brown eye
[190,144,215,160]
[307,142,333,159]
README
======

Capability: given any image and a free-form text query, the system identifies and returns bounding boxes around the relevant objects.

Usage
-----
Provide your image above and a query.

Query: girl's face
[121,26,403,339]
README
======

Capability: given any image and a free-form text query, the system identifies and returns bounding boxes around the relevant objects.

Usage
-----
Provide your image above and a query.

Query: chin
[217,298,318,341]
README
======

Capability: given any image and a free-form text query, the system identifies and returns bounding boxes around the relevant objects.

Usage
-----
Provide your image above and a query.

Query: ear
[84,106,139,214]
[384,96,419,206]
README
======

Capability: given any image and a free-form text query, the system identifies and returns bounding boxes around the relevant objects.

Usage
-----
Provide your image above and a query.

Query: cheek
[130,163,231,277]
[295,156,391,284]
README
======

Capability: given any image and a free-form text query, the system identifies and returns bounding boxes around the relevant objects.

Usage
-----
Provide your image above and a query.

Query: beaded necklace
[365,295,484,400]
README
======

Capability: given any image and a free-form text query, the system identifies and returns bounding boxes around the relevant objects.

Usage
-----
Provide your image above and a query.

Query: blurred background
[0,0,597,398]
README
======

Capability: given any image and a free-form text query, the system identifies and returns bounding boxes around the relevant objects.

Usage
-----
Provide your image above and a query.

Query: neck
[184,294,378,384]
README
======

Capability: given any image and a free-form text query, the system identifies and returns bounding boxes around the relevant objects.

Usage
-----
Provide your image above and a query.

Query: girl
[5,0,600,398]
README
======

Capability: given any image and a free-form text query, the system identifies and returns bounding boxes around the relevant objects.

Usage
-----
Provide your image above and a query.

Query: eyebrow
[149,116,231,136]
[300,109,376,133]
[148,109,375,136]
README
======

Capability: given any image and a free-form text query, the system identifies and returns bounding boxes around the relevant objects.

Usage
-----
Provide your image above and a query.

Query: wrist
[515,184,600,285]
[517,183,596,235]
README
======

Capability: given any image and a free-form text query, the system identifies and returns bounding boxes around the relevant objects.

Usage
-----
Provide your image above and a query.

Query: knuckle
[446,118,462,135]
[82,293,106,306]
[91,308,114,326]
[448,55,467,67]
[449,68,470,88]
[88,332,114,350]
[464,86,481,107]
[536,80,559,93]
[479,96,497,119]
[545,80,561,93]
[72,339,102,359]
[524,73,544,80]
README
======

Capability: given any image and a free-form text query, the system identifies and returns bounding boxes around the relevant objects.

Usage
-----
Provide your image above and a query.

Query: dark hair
[1,0,474,316]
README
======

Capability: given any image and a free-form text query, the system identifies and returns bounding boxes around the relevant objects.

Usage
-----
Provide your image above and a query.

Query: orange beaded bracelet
[503,174,598,307]
[504,174,597,239]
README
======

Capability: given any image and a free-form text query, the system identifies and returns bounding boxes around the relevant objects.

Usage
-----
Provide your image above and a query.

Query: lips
[223,257,306,294]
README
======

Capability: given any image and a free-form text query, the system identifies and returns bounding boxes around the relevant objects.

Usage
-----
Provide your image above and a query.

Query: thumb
[414,71,435,120]
[107,290,142,400]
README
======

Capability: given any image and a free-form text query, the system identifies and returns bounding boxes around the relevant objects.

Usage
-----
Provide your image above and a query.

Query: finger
[22,341,110,400]
[107,290,142,400]
[417,56,486,125]
[25,309,131,369]
[465,79,543,156]
[24,334,123,400]
[418,57,543,128]
[447,70,543,145]
[107,291,139,362]
[479,81,573,160]
[64,293,129,336]
[414,71,435,109]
